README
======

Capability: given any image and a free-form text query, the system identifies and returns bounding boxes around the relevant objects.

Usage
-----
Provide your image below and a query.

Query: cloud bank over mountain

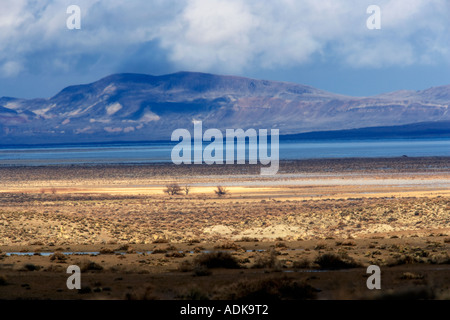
[1,0,449,98]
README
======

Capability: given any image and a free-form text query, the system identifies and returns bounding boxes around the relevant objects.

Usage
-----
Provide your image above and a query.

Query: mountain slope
[0,72,449,144]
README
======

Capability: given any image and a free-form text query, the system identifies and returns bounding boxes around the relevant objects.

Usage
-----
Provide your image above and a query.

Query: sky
[0,0,449,99]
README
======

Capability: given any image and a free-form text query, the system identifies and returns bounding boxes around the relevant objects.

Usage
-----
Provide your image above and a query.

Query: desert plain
[0,157,449,300]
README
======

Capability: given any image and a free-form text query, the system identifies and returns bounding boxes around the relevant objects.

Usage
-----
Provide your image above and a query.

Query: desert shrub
[165,244,177,251]
[80,260,103,272]
[50,252,67,262]
[114,244,135,253]
[194,251,240,269]
[341,241,356,246]
[216,276,318,300]
[252,250,281,270]
[45,265,64,272]
[99,248,115,254]
[23,263,41,271]
[314,253,361,270]
[0,275,8,286]
[275,242,287,249]
[193,265,212,277]
[236,237,259,242]
[400,272,424,280]
[164,184,183,196]
[187,238,201,245]
[165,252,185,258]
[429,253,450,265]
[314,243,327,250]
[214,186,228,197]
[214,242,244,251]
[152,237,169,244]
[293,258,311,269]
[387,254,418,267]
[152,248,168,254]
[178,260,194,272]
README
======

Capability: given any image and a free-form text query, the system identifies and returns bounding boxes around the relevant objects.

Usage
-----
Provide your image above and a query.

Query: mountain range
[0,71,449,145]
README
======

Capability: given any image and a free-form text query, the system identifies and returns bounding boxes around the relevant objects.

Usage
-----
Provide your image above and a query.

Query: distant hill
[281,121,450,140]
[0,72,449,144]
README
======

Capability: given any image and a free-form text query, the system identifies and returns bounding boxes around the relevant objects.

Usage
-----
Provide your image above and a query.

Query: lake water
[0,139,449,166]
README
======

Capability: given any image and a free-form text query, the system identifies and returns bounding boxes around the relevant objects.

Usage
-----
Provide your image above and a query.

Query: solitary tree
[164,184,183,196]
[214,186,228,197]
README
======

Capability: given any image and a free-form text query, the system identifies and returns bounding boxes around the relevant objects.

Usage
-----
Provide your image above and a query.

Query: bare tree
[214,186,228,197]
[164,183,183,196]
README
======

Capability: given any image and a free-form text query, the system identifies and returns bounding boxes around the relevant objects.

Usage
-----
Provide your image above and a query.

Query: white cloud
[0,0,448,79]
[160,0,450,70]
[1,61,24,77]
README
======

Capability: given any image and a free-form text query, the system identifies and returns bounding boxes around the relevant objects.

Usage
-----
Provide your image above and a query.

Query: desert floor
[0,157,449,300]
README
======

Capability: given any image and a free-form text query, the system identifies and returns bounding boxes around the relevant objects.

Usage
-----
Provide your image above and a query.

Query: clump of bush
[275,242,287,249]
[165,252,185,258]
[50,252,67,262]
[216,276,318,300]
[336,240,356,247]
[293,258,311,269]
[252,250,281,270]
[152,248,168,254]
[236,237,259,242]
[22,263,41,271]
[314,253,361,270]
[0,275,8,286]
[428,253,450,265]
[194,251,241,269]
[400,272,424,280]
[99,248,115,254]
[193,265,212,277]
[80,260,103,272]
[314,243,327,250]
[152,237,169,244]
[387,254,418,267]
[178,260,194,272]
[214,242,244,251]
[177,251,241,276]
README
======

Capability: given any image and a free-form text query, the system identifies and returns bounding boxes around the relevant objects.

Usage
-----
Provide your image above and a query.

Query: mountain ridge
[0,72,449,144]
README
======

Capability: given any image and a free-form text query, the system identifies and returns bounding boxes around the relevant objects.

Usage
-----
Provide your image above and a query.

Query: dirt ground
[0,157,449,300]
